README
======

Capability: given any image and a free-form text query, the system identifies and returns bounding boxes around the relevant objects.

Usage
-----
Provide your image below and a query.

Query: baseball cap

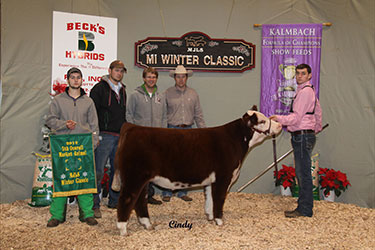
[109,60,127,73]
[67,67,82,79]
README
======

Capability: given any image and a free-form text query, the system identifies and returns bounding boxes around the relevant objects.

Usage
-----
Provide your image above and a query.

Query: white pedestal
[280,186,292,196]
[323,189,335,202]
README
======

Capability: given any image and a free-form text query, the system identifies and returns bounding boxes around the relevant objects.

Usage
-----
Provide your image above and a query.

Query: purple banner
[260,23,322,117]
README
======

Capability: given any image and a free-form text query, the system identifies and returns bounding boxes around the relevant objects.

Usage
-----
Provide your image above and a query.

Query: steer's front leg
[117,185,142,236]
[135,185,153,230]
[211,180,230,226]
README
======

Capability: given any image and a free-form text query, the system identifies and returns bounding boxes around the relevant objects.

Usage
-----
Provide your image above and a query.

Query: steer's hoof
[214,218,223,226]
[117,222,128,236]
[138,217,153,230]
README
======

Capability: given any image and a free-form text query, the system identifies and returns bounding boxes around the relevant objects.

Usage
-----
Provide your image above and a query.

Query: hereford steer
[115,106,281,236]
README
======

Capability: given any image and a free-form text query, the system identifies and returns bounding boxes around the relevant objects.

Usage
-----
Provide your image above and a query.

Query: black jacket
[90,75,126,133]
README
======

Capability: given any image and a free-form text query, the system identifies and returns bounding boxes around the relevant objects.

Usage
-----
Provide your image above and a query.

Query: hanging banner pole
[253,23,332,28]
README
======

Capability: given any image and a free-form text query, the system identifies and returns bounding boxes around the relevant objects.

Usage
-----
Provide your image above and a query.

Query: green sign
[49,133,97,197]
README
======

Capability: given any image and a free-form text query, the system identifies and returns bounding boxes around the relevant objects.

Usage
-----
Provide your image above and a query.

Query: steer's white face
[247,110,282,148]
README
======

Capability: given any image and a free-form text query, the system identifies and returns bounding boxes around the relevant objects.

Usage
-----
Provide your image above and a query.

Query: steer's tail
[112,123,136,192]
[111,170,121,192]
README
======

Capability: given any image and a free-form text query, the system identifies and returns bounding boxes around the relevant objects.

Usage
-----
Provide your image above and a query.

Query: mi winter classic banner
[51,11,117,95]
[49,133,96,197]
[260,24,322,117]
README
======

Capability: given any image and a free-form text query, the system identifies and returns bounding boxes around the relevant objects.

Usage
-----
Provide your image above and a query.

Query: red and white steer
[114,106,281,235]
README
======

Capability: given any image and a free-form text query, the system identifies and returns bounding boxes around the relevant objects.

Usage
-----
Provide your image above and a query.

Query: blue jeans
[291,133,316,217]
[93,133,120,208]
[148,182,157,197]
[161,124,192,198]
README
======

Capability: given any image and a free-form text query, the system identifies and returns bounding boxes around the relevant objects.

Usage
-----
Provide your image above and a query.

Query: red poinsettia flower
[318,167,329,175]
[342,179,351,188]
[336,171,347,182]
[318,167,350,197]
[274,165,296,189]
[282,180,292,188]
[50,79,68,97]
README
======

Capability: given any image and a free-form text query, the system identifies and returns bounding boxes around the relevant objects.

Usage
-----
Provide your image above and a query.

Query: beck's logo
[78,32,95,51]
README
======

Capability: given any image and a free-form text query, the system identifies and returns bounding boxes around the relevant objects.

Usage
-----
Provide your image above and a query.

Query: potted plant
[274,164,296,196]
[318,168,351,200]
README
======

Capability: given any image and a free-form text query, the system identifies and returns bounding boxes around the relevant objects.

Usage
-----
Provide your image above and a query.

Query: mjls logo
[78,32,95,51]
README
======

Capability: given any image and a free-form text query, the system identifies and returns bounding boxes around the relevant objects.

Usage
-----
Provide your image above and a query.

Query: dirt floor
[1,192,374,249]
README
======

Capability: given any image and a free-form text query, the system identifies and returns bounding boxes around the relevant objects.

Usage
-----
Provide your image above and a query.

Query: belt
[289,130,315,135]
[174,124,192,128]
[101,131,120,137]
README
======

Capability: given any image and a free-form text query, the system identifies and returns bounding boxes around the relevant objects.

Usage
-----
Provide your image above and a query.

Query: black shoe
[47,219,61,227]
[180,195,193,202]
[93,208,102,218]
[162,196,171,202]
[84,217,98,226]
[284,209,298,216]
[284,210,308,218]
[107,204,117,209]
[148,197,162,205]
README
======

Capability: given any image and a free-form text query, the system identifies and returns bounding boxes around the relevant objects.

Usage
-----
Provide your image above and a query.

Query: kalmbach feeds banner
[51,11,117,96]
[49,133,96,197]
[260,23,322,116]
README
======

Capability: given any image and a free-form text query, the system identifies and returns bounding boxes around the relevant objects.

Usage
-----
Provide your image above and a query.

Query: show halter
[251,118,272,135]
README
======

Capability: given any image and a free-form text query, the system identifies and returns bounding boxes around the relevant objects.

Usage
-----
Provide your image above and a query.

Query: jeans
[93,133,120,208]
[162,189,187,198]
[291,133,316,217]
[161,124,192,198]
[148,182,158,198]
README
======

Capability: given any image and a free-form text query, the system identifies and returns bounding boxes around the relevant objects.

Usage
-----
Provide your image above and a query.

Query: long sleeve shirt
[276,81,322,133]
[126,85,167,128]
[46,88,99,148]
[165,86,206,128]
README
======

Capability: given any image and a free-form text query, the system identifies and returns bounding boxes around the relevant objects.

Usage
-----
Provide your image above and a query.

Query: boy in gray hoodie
[46,67,99,227]
[126,67,166,204]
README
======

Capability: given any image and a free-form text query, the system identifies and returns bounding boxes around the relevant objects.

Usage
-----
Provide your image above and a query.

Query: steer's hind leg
[135,185,153,230]
[211,179,230,226]
[117,180,146,236]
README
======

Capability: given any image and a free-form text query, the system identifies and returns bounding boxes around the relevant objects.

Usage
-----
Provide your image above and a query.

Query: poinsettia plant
[50,79,67,97]
[274,164,296,189]
[318,168,351,197]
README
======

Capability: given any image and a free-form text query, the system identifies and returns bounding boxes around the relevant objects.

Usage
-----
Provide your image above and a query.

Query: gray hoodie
[46,88,99,147]
[126,85,167,128]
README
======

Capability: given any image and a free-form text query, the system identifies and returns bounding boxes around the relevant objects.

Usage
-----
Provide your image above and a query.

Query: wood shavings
[1,193,374,249]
